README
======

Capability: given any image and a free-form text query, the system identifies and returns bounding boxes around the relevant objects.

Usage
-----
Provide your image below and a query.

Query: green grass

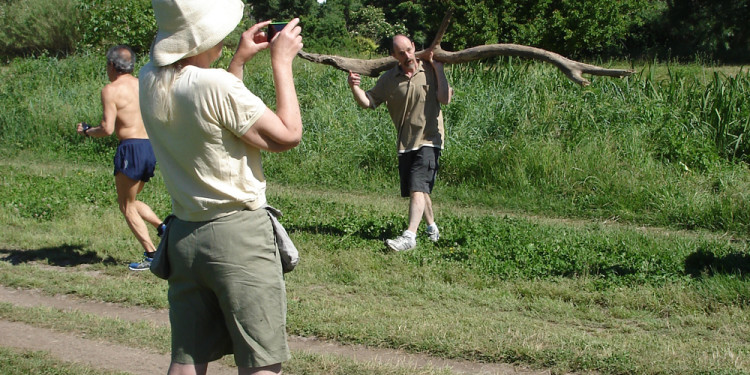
[0,0,80,57]
[0,347,129,375]
[1,155,749,374]
[2,54,749,234]
[1,53,750,374]
[0,303,454,375]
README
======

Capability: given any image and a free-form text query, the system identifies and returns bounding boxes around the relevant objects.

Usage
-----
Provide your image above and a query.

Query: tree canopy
[1,0,748,63]
[246,0,750,62]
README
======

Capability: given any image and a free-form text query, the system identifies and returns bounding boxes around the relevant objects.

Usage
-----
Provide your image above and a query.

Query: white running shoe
[385,231,417,252]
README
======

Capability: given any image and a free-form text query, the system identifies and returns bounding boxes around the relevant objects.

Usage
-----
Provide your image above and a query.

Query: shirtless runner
[76,45,165,271]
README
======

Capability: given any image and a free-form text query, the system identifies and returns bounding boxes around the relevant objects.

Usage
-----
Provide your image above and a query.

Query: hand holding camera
[267,22,288,41]
[267,18,302,65]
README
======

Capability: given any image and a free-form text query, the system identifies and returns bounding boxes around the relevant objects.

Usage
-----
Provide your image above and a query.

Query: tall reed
[1,54,749,234]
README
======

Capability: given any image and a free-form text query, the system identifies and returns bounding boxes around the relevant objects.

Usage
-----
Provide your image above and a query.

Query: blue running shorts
[113,139,157,182]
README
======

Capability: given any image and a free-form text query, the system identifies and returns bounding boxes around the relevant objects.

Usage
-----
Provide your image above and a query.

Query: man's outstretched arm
[347,70,373,109]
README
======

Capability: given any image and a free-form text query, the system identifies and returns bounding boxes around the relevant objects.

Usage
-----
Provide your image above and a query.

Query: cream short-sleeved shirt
[139,63,267,222]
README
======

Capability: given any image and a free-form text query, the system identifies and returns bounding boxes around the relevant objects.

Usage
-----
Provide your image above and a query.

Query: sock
[145,251,156,259]
[427,223,438,232]
[403,230,416,238]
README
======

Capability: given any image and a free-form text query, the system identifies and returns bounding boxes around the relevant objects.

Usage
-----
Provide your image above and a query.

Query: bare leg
[167,362,208,375]
[407,191,427,233]
[422,193,435,226]
[135,201,162,228]
[239,363,282,375]
[115,172,156,253]
[131,181,163,228]
[166,362,281,375]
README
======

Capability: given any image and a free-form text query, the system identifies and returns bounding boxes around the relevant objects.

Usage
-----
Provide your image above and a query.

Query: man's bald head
[390,35,417,70]
[390,35,413,54]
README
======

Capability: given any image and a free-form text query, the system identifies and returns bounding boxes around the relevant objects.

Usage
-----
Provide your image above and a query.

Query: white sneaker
[385,231,417,252]
[426,225,439,242]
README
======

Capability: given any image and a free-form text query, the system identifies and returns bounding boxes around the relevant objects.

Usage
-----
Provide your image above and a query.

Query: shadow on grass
[0,244,118,267]
[288,223,400,242]
[685,249,750,278]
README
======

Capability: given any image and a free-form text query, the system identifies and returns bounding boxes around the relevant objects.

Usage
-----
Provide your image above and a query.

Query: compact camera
[267,22,288,40]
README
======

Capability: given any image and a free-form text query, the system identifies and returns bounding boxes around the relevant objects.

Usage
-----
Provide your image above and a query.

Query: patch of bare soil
[0,286,551,375]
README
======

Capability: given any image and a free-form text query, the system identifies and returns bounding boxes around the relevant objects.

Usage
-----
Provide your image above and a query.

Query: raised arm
[228,20,272,80]
[420,49,452,105]
[241,18,304,152]
[347,70,372,109]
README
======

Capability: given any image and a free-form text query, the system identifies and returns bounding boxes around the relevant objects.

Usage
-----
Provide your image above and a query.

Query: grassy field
[1,52,749,374]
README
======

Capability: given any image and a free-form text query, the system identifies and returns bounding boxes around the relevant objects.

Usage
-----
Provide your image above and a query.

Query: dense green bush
[245,0,317,23]
[289,1,407,54]
[434,0,649,58]
[2,0,748,62]
[348,5,407,48]
[641,0,750,63]
[76,0,156,54]
[298,2,358,53]
[0,0,80,58]
[0,0,156,58]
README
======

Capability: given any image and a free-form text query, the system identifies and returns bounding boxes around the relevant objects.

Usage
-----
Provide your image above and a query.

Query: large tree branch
[298,45,633,86]
[297,52,398,77]
[297,9,633,86]
[433,45,634,86]
[426,7,452,51]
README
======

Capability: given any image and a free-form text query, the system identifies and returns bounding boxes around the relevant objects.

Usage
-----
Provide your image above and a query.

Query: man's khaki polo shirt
[366,60,445,153]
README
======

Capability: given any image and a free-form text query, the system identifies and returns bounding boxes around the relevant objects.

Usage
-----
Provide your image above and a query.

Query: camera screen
[268,22,287,40]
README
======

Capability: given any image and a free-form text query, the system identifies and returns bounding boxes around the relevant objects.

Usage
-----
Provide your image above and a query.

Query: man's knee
[118,199,138,216]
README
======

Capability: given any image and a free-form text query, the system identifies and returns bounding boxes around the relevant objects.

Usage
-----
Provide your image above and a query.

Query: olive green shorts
[166,209,290,368]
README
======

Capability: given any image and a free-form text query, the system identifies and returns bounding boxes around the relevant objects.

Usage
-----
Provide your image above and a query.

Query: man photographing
[76,45,165,270]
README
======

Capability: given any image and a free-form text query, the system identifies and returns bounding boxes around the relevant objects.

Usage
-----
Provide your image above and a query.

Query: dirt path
[0,286,550,375]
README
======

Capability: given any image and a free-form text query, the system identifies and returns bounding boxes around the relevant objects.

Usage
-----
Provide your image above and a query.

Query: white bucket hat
[151,0,244,67]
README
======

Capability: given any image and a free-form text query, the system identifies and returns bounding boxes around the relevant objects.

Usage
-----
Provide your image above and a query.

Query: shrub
[0,0,80,58]
[0,0,158,58]
[299,5,356,53]
[76,0,157,54]
[648,0,750,63]
[349,5,406,49]
[377,0,651,58]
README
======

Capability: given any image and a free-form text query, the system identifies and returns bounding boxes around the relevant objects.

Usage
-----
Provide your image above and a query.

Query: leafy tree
[4,0,747,63]
[658,0,750,62]
[433,0,648,58]
[349,0,648,58]
[246,0,317,22]
[349,5,407,49]
[299,0,355,52]
[76,0,157,53]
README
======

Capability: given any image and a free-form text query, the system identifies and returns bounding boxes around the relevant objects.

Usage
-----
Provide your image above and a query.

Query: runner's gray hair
[106,45,136,73]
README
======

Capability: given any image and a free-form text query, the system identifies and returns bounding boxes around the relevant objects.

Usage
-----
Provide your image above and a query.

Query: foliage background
[1,0,749,237]
[1,0,749,62]
[2,51,749,236]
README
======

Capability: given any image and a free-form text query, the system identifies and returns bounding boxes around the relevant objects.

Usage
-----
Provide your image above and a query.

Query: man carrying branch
[347,35,453,252]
